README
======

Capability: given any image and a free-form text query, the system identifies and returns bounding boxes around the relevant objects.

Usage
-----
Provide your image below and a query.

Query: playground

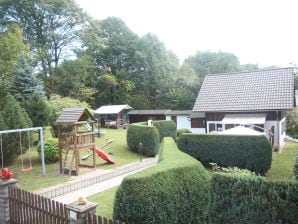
[3,127,141,191]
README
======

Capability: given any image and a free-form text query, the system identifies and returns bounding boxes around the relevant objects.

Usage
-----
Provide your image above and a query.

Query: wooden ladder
[62,147,75,176]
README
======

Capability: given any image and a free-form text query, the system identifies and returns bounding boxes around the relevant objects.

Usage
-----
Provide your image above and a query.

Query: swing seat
[22,167,32,172]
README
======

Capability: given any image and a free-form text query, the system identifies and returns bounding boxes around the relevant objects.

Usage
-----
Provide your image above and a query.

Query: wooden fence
[8,186,124,224]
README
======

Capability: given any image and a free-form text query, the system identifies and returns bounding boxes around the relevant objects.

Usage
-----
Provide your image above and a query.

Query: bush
[177,128,191,137]
[22,93,50,127]
[126,122,159,156]
[113,137,211,224]
[38,138,59,163]
[294,154,298,180]
[177,134,272,174]
[153,120,177,141]
[210,173,298,223]
[0,94,32,165]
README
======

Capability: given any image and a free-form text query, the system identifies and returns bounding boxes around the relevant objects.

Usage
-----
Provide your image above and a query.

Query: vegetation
[0,94,32,165]
[88,187,118,219]
[177,134,272,174]
[113,137,211,224]
[210,173,298,223]
[177,128,192,137]
[153,120,177,141]
[126,122,160,156]
[286,107,298,139]
[38,138,59,163]
[294,154,298,180]
[266,142,298,179]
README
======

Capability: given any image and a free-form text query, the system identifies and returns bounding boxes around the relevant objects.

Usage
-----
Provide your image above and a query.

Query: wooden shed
[55,107,97,175]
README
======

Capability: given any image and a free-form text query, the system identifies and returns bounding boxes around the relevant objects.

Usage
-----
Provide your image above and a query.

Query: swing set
[0,127,46,175]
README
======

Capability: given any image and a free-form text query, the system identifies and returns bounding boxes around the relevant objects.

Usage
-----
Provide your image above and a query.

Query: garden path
[36,157,158,204]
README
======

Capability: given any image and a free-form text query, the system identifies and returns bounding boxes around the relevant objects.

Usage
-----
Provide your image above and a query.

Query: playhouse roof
[55,107,96,125]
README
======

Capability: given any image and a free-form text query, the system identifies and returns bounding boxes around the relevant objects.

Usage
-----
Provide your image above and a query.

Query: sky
[76,0,298,67]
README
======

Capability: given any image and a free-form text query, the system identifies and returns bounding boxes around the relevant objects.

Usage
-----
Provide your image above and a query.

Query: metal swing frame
[0,127,46,175]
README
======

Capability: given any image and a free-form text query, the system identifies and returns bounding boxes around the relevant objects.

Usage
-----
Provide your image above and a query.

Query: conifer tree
[8,55,46,102]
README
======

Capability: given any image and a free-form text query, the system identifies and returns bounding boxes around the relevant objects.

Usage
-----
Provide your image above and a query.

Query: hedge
[209,173,298,223]
[294,154,298,180]
[153,120,177,141]
[113,137,211,224]
[126,122,159,156]
[177,134,272,174]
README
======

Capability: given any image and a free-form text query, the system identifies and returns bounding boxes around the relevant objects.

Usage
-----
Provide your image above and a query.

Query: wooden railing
[60,132,95,149]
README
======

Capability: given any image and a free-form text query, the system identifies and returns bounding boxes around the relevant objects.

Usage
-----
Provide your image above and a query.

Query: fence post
[0,179,18,224]
[66,200,98,224]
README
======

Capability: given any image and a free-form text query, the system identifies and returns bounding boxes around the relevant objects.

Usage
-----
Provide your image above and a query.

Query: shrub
[177,128,191,137]
[177,133,272,174]
[113,137,211,224]
[0,94,32,165]
[126,122,159,156]
[294,154,298,180]
[209,173,298,223]
[38,138,59,163]
[22,93,50,127]
[153,120,177,141]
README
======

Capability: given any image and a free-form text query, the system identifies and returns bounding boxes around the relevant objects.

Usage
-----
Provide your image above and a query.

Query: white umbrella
[220,126,264,136]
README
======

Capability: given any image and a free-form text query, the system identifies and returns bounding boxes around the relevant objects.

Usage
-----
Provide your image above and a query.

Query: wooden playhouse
[55,107,97,175]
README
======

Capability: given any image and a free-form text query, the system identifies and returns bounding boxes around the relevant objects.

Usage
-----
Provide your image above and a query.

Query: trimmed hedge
[153,120,177,141]
[126,122,159,156]
[113,137,211,224]
[177,128,192,137]
[177,134,272,174]
[210,173,298,223]
[294,154,298,180]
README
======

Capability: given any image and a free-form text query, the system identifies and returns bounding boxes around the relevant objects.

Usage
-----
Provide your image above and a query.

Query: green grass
[266,142,298,180]
[7,127,140,191]
[87,187,118,219]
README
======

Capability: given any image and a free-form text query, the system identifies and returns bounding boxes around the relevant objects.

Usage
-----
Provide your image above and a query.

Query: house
[127,110,192,130]
[127,110,171,123]
[94,104,133,128]
[165,110,192,129]
[191,67,295,148]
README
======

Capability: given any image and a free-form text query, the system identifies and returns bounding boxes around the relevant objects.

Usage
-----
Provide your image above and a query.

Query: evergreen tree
[0,94,32,165]
[8,55,46,102]
[22,93,50,127]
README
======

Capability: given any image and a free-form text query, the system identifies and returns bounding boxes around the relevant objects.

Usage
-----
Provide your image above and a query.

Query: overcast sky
[76,0,298,67]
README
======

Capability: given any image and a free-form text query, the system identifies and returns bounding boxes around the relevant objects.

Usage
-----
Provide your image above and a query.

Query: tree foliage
[0,0,86,79]
[184,51,241,81]
[22,93,50,127]
[7,55,46,102]
[0,94,32,165]
[0,24,28,90]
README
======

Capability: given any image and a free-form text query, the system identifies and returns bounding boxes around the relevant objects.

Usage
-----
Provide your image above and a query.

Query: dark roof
[55,107,96,125]
[127,110,170,115]
[193,68,295,112]
[165,110,192,115]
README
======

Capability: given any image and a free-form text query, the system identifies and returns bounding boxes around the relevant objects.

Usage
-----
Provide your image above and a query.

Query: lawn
[87,187,118,219]
[266,141,298,179]
[7,127,140,191]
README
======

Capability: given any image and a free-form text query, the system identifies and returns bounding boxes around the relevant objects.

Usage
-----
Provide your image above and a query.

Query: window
[191,118,205,128]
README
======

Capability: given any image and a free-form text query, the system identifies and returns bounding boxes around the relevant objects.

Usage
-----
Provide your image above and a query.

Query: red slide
[94,146,115,164]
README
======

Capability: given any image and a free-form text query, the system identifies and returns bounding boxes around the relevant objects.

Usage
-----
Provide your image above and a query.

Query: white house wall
[166,115,191,130]
[190,128,206,134]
